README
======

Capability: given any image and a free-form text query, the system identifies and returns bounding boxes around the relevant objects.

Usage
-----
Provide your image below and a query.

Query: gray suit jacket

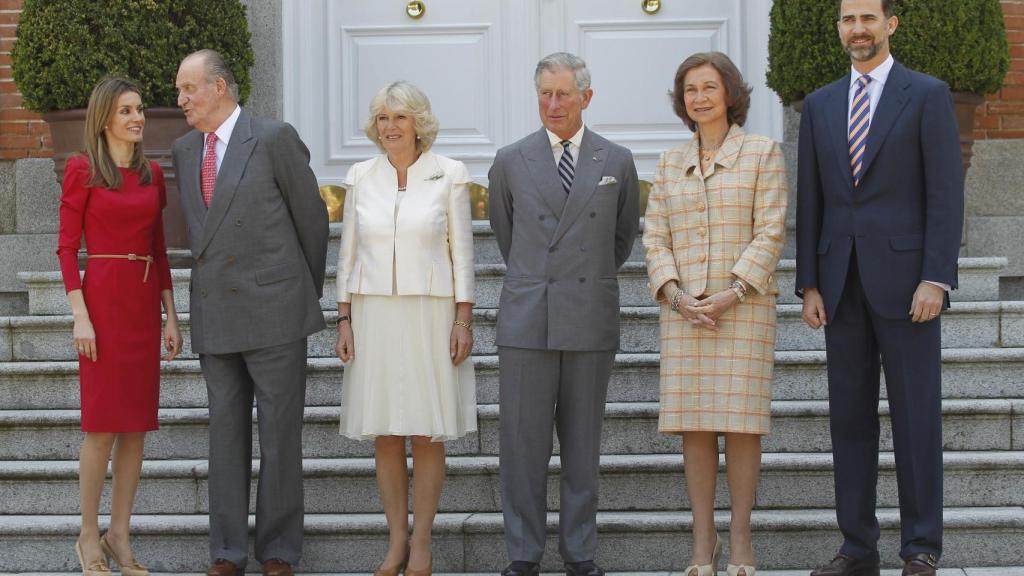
[489,127,639,351]
[172,110,329,355]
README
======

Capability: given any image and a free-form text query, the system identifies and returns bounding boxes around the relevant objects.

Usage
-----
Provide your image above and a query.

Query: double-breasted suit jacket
[489,127,640,351]
[336,151,475,304]
[643,125,787,435]
[174,109,329,354]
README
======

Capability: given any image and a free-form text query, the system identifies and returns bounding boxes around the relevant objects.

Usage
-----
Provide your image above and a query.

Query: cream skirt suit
[643,125,787,435]
[336,151,477,441]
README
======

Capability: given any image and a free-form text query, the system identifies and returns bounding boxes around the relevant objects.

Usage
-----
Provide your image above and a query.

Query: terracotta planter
[42,107,193,248]
[951,91,985,177]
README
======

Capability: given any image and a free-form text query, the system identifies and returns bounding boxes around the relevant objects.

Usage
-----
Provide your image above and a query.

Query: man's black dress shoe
[809,554,880,576]
[902,553,938,576]
[565,560,605,576]
[501,561,540,576]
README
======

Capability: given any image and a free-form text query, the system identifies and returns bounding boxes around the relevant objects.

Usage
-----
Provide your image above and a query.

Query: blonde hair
[364,81,439,153]
[83,77,152,189]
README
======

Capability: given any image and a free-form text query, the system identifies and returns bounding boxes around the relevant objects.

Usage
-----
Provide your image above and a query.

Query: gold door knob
[406,1,426,19]
[641,0,661,15]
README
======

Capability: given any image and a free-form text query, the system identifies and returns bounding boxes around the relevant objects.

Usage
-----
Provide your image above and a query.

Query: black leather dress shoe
[902,553,938,576]
[501,561,540,576]
[565,561,605,576]
[810,554,880,576]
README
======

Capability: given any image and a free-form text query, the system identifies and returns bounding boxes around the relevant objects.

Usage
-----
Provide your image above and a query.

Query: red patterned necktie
[201,132,218,207]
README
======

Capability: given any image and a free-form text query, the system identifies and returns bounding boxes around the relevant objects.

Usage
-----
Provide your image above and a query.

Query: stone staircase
[0,224,1022,573]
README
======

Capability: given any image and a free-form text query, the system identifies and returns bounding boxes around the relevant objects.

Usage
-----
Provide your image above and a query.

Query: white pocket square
[598,176,618,185]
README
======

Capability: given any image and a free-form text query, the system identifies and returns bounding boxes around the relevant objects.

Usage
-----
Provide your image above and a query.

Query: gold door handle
[406,1,426,19]
[641,0,661,15]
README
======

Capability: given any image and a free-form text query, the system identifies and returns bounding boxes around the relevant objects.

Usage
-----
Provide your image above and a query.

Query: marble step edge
[3,347,1023,376]
[4,300,1020,327]
[0,572,1001,576]
[1,398,1018,427]
[2,451,1021,481]
[1,507,1021,535]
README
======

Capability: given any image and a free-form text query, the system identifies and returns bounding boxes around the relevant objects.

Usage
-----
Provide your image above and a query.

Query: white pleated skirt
[339,293,477,442]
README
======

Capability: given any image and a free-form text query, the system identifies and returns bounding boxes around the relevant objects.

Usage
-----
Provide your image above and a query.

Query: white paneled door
[283,0,780,186]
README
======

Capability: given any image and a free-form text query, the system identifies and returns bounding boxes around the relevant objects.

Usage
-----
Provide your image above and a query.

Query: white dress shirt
[202,105,242,174]
[547,124,585,166]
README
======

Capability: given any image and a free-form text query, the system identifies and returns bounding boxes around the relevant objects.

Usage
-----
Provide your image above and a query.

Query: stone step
[19,256,1008,316]
[2,349,1022,410]
[0,508,1020,572]
[2,451,1020,515]
[4,302,1022,362]
[2,399,1019,461]
[0,572,1002,576]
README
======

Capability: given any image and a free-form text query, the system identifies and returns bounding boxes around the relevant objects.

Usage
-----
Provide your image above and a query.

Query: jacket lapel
[178,130,207,232]
[197,110,258,257]
[859,61,911,179]
[824,73,856,191]
[551,128,607,246]
[522,128,568,218]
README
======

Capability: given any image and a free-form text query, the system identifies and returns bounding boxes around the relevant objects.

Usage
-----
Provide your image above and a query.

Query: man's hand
[802,288,828,329]
[910,282,945,323]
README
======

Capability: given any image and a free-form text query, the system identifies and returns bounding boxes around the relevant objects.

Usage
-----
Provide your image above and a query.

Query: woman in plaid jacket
[643,52,787,576]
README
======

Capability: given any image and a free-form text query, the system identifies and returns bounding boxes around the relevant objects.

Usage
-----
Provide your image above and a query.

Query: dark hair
[838,0,895,19]
[84,77,152,189]
[671,52,752,132]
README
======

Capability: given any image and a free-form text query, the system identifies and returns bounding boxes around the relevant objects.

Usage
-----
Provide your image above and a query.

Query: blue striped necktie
[558,140,574,194]
[849,75,872,187]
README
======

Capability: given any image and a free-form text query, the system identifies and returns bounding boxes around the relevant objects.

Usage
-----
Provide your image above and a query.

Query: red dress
[57,155,173,432]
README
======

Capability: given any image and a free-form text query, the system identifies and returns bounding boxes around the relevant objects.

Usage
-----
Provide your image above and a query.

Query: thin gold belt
[87,253,154,282]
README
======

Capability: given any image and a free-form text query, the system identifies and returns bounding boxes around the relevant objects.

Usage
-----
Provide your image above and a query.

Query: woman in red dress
[57,77,181,576]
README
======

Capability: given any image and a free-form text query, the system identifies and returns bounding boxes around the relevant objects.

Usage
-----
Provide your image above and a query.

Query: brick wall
[973,1,1024,139]
[1,0,1022,153]
[0,0,50,159]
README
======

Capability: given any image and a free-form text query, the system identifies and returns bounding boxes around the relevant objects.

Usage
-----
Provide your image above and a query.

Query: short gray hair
[364,81,439,153]
[534,52,591,93]
[184,49,240,102]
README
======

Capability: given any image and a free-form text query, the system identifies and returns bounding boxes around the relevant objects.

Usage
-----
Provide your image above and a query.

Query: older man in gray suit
[172,49,328,576]
[489,52,640,576]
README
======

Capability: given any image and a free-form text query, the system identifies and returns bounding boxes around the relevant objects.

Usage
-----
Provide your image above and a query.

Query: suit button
[548,278,555,284]
[549,247,557,253]
[698,254,707,263]
[235,219,243,226]
[539,215,546,221]
[590,211,596,218]
[580,246,587,252]
[201,289,208,297]
[230,287,238,294]
[578,277,586,283]
[227,256,235,264]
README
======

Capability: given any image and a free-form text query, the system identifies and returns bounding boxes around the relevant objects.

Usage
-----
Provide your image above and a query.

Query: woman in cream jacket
[335,81,476,576]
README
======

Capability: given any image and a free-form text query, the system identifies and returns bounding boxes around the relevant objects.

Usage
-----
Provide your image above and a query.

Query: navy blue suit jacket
[795,61,965,321]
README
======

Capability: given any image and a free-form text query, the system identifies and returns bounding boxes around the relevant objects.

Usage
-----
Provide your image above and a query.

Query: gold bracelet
[453,319,472,329]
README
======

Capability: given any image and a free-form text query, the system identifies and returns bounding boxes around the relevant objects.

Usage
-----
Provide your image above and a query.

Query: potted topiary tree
[766,0,1009,175]
[11,0,255,247]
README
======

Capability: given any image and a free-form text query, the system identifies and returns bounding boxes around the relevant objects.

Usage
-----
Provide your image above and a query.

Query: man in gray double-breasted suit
[172,49,328,576]
[489,52,639,576]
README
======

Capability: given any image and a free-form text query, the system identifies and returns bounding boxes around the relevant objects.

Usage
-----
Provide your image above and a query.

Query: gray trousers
[498,346,615,563]
[200,338,308,566]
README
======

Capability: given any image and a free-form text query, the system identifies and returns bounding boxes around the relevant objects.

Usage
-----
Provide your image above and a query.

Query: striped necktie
[558,139,574,194]
[849,75,872,187]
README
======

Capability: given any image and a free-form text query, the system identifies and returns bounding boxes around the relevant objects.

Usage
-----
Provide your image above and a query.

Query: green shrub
[766,0,1009,106]
[12,0,255,112]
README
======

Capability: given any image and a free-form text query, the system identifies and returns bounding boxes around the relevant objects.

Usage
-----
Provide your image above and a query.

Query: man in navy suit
[796,1,964,575]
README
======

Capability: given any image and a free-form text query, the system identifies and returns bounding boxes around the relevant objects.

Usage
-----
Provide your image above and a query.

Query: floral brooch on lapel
[425,171,445,181]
